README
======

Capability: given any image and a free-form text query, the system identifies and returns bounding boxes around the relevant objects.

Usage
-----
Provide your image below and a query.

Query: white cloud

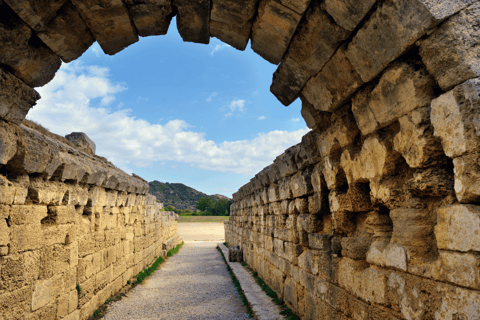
[28,63,310,176]
[252,90,260,97]
[258,116,266,120]
[91,44,102,57]
[222,99,246,118]
[206,92,217,102]
[210,43,231,56]
[291,118,300,122]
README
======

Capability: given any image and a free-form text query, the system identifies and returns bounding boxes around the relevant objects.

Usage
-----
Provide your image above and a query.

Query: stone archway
[1,0,480,319]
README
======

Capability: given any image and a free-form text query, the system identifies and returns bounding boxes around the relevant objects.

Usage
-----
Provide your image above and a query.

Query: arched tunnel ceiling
[0,0,479,131]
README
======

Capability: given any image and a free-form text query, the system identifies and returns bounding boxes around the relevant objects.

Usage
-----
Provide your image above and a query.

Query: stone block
[337,258,387,304]
[316,105,359,159]
[366,241,407,271]
[302,45,363,112]
[71,0,138,55]
[324,0,376,32]
[390,208,435,259]
[9,223,44,253]
[32,275,64,311]
[346,0,437,83]
[434,283,480,320]
[435,204,480,252]
[173,0,210,44]
[328,184,373,213]
[341,133,401,185]
[283,277,298,310]
[297,214,323,233]
[65,132,96,155]
[393,106,445,168]
[453,152,480,202]
[352,61,436,136]
[0,176,15,205]
[406,166,454,198]
[33,2,95,63]
[271,3,350,105]
[0,68,40,124]
[341,237,372,261]
[410,250,480,290]
[420,2,480,91]
[308,193,327,215]
[290,169,313,198]
[308,234,332,252]
[251,0,304,64]
[0,2,61,87]
[210,0,258,50]
[124,0,173,37]
[431,78,480,158]
[228,245,243,262]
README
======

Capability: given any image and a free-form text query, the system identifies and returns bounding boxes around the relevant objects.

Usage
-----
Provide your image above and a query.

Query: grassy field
[177,215,230,223]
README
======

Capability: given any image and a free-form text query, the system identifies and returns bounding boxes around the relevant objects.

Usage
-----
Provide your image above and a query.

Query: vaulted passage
[1,0,480,319]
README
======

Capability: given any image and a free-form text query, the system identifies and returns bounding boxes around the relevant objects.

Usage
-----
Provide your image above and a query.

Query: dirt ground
[177,222,226,242]
[178,215,229,223]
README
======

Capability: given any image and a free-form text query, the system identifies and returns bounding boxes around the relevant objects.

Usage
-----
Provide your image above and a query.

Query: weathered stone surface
[173,0,210,44]
[0,3,61,87]
[71,0,138,55]
[410,250,480,289]
[251,0,305,64]
[65,132,96,155]
[329,184,373,213]
[435,204,480,252]
[3,0,68,30]
[352,61,436,136]
[308,234,332,252]
[324,0,376,32]
[210,0,258,50]
[420,3,480,91]
[431,78,480,158]
[300,98,332,131]
[453,152,480,203]
[271,3,350,106]
[341,134,401,185]
[341,237,372,260]
[390,208,436,259]
[297,214,323,233]
[0,68,40,124]
[316,105,359,158]
[346,0,436,83]
[393,106,444,168]
[406,166,454,198]
[5,0,95,62]
[337,258,387,304]
[302,45,363,112]
[366,241,407,271]
[124,0,174,37]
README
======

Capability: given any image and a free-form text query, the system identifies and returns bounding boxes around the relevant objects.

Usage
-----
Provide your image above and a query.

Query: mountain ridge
[148,180,231,210]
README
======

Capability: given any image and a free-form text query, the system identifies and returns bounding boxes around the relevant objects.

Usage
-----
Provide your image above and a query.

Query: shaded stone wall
[225,1,480,318]
[0,121,181,320]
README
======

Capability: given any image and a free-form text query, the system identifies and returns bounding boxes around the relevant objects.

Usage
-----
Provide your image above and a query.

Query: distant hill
[148,181,231,210]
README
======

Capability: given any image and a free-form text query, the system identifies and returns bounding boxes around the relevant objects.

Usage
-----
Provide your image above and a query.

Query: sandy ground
[104,242,250,320]
[177,222,226,242]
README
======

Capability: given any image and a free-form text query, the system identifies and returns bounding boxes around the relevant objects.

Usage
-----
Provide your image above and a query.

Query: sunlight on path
[177,222,226,242]
[104,223,248,320]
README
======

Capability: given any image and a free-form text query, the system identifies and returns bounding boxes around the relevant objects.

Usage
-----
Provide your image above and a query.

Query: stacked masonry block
[0,121,181,320]
[0,0,479,319]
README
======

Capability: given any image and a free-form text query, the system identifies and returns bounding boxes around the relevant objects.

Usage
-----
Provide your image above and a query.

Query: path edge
[217,243,288,320]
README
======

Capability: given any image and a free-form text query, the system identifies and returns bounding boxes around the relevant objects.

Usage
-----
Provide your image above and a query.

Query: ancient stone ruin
[0,0,479,319]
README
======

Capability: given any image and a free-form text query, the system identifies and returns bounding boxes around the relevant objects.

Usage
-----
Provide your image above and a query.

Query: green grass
[167,241,184,257]
[216,246,254,318]
[223,242,229,248]
[178,215,229,223]
[247,266,300,320]
[86,242,184,320]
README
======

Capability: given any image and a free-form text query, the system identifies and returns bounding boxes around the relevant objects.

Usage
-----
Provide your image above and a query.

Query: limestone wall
[226,2,480,318]
[0,120,181,320]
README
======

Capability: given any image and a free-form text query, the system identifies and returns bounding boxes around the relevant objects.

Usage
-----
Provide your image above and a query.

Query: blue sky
[27,17,309,197]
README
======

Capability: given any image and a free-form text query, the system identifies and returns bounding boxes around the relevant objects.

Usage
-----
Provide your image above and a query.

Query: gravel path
[104,241,251,320]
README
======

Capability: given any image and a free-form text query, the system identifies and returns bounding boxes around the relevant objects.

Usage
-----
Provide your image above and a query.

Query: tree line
[163,197,233,216]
